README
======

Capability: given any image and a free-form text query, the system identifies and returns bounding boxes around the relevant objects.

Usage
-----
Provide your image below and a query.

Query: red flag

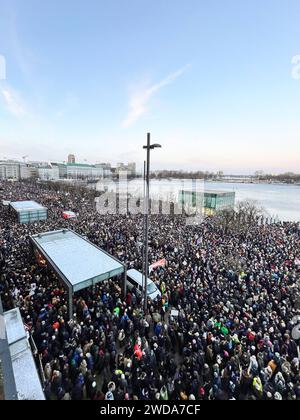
[150,258,167,272]
[62,211,76,219]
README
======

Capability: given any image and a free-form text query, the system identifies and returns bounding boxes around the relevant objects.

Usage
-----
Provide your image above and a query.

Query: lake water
[207,182,300,222]
[149,180,299,222]
[100,179,300,222]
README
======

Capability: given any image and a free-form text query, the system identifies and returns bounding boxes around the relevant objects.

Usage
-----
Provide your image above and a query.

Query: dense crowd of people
[0,180,300,400]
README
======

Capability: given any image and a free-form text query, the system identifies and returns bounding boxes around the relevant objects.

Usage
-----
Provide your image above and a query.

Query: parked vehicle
[126,269,161,301]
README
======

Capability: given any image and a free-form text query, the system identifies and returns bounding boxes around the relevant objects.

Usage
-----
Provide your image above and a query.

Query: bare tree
[216,200,266,235]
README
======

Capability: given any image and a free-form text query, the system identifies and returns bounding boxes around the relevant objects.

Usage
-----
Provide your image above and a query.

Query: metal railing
[28,332,46,387]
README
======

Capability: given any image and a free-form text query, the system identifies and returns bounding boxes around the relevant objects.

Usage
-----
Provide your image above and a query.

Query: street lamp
[143,133,161,313]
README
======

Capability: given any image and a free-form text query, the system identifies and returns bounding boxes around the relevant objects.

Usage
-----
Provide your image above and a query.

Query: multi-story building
[115,162,136,176]
[51,162,67,179]
[127,162,136,176]
[66,163,104,180]
[95,163,112,178]
[68,154,76,164]
[0,161,38,180]
[0,159,124,182]
[38,166,60,181]
[20,164,38,179]
[28,161,49,168]
[0,161,20,180]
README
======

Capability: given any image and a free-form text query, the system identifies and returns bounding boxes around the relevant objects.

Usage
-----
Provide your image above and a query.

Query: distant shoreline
[205,180,300,186]
[145,178,300,187]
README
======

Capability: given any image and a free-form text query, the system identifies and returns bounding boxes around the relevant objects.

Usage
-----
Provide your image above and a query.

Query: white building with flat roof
[66,163,104,180]
[0,161,39,180]
[38,166,59,181]
[20,164,38,179]
[115,162,136,176]
[0,161,20,180]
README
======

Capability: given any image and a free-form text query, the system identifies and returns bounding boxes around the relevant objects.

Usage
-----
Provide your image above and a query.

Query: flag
[62,211,76,219]
[23,322,31,332]
[149,258,167,273]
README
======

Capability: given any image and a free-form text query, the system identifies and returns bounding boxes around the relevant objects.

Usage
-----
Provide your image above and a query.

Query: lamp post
[143,133,161,313]
[142,160,146,296]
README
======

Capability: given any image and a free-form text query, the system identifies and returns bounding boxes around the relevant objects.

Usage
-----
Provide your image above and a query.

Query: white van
[126,269,161,302]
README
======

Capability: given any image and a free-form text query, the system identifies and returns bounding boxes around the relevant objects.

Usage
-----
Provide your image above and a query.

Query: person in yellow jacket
[252,376,263,399]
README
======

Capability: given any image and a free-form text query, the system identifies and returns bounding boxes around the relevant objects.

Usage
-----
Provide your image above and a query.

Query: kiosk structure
[179,190,236,216]
[0,301,45,400]
[10,200,48,224]
[30,229,127,318]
